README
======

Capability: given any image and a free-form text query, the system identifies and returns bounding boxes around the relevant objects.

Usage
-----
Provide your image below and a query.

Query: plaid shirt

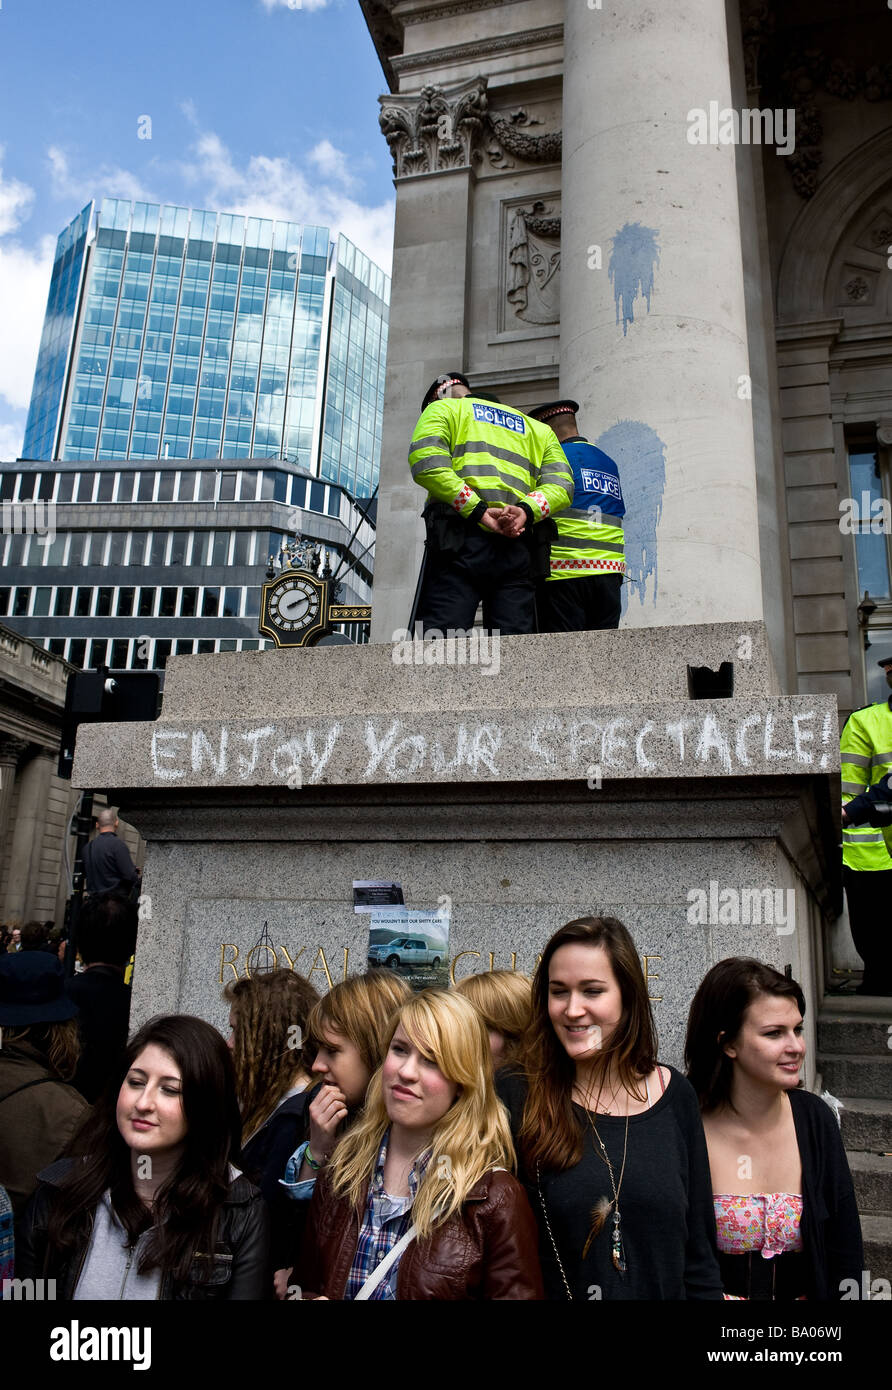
[344,1130,431,1301]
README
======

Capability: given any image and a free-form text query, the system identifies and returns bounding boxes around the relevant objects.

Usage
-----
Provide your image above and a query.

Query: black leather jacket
[18,1158,270,1300]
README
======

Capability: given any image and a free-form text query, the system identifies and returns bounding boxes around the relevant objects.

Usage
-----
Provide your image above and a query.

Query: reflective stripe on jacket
[409,396,573,526]
[547,438,626,580]
[840,698,892,870]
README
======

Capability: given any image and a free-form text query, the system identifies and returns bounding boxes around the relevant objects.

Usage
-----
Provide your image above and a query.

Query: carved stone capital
[877,419,892,447]
[0,733,29,764]
[378,77,489,177]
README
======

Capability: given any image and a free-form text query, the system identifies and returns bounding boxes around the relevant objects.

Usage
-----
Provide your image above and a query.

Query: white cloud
[47,144,157,206]
[179,126,394,274]
[0,417,26,463]
[0,145,34,236]
[0,234,56,414]
[260,0,332,12]
[0,157,55,436]
[308,139,356,189]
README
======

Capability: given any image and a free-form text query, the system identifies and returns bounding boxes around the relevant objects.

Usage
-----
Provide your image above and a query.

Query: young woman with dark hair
[18,1014,269,1299]
[497,916,722,1300]
[685,957,863,1300]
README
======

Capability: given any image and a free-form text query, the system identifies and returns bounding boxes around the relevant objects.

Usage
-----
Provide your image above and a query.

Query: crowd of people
[0,908,863,1302]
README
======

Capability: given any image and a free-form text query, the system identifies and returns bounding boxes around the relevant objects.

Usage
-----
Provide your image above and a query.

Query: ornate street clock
[259,537,372,647]
[259,569,329,647]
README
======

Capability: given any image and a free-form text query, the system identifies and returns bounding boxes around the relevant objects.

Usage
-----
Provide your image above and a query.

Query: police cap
[877,652,892,669]
[422,372,470,411]
[526,399,580,424]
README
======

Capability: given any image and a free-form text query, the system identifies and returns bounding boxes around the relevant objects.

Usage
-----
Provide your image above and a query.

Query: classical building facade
[361,0,892,720]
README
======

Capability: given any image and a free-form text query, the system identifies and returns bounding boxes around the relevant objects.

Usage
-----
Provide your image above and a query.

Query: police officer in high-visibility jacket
[840,650,892,995]
[526,400,625,631]
[409,372,573,635]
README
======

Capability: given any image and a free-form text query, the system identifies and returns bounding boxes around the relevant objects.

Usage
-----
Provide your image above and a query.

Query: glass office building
[22,200,389,498]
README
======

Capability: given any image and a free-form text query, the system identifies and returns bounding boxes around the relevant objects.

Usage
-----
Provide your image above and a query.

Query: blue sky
[0,0,395,460]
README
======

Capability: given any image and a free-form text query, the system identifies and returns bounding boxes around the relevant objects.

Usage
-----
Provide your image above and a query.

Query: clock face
[266,575,320,632]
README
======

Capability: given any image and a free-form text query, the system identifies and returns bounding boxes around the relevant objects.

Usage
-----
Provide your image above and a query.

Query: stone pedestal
[73,623,840,1082]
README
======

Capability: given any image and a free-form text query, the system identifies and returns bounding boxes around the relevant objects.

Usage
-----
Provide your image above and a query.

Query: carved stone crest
[506,199,561,326]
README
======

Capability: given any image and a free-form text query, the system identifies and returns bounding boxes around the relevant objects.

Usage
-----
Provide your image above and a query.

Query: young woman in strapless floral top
[685,959,862,1300]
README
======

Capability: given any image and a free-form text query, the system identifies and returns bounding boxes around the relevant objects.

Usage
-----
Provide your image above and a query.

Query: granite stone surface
[129,786,826,1084]
[74,694,838,792]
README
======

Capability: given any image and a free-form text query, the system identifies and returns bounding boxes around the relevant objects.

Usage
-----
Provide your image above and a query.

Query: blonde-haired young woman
[299,989,543,1300]
[454,969,531,1070]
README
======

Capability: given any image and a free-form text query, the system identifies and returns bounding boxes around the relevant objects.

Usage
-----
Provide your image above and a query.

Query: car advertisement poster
[367,907,450,991]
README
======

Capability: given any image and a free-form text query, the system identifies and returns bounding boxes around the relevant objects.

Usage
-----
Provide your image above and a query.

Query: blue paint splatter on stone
[595,420,666,611]
[608,223,660,336]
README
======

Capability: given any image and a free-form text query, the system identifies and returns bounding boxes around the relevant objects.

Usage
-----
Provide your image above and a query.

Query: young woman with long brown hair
[497,916,722,1300]
[685,958,863,1300]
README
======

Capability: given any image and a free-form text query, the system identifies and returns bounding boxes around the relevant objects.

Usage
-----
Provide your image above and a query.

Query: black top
[787,1088,863,1300]
[82,833,138,895]
[65,966,131,1103]
[498,1067,723,1301]
[241,1088,313,1272]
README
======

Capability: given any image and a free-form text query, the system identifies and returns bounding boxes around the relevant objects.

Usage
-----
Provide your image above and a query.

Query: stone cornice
[392,23,562,76]
[397,0,531,23]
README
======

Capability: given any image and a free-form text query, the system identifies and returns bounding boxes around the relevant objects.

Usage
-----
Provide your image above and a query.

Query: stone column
[0,735,27,855]
[370,79,485,643]
[4,748,54,921]
[561,0,763,628]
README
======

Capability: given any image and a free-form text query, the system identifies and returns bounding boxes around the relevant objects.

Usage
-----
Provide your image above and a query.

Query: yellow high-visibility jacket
[841,697,892,870]
[409,396,573,527]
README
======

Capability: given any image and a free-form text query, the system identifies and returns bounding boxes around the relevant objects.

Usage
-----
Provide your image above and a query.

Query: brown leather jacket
[300,1167,544,1300]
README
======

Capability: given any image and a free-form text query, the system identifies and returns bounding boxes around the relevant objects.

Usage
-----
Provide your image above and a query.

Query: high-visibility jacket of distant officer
[840,649,892,995]
[842,771,892,859]
[409,373,573,636]
[526,399,625,632]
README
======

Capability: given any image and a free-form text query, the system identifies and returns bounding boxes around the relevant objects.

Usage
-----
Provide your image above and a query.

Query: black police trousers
[417,528,536,635]
[843,865,892,994]
[536,573,623,632]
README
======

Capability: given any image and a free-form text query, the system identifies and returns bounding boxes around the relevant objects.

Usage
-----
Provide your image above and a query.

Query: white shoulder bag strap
[353,1167,505,1300]
[354,1224,417,1301]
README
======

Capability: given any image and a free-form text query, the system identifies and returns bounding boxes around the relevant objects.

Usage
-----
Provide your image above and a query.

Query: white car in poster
[368,937,443,969]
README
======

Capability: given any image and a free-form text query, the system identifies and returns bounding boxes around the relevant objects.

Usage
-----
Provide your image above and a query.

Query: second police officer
[526,400,626,632]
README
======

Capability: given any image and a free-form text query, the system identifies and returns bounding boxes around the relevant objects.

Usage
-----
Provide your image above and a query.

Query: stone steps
[861,1215,892,1286]
[849,1151,892,1215]
[818,999,892,1288]
[820,1053,892,1099]
[818,1012,892,1056]
[839,1096,892,1152]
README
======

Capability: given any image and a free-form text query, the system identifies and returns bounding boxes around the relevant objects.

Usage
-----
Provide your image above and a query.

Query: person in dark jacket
[224,967,319,1293]
[299,989,542,1300]
[82,807,139,896]
[65,893,137,1103]
[685,958,863,1300]
[18,1014,269,1299]
[0,952,88,1225]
